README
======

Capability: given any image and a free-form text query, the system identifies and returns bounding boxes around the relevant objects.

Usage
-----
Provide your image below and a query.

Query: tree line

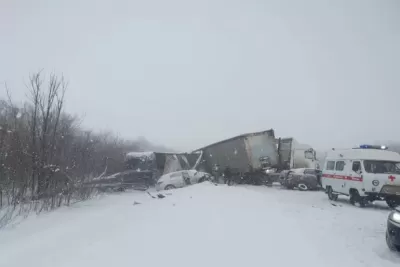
[0,72,160,224]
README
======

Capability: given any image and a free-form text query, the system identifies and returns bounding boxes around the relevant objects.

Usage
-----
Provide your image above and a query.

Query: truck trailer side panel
[245,134,278,169]
[197,129,278,173]
[202,138,249,173]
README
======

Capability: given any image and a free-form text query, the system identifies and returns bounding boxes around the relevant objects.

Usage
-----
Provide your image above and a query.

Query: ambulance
[322,145,400,208]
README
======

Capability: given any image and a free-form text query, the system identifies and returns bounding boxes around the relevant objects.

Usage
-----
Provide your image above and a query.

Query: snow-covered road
[0,183,399,267]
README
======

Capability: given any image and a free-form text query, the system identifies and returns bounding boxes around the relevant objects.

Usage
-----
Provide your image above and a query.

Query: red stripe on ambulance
[322,174,363,182]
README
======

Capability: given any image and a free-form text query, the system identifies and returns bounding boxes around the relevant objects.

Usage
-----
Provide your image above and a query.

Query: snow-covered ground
[0,183,399,267]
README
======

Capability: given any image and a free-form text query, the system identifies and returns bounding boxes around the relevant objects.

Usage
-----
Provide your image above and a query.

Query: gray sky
[1,0,399,152]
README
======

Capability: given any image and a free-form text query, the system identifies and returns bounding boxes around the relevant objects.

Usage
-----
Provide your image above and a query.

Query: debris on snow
[146,192,156,199]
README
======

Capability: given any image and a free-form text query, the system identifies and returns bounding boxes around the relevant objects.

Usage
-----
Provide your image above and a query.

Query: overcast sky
[1,0,399,152]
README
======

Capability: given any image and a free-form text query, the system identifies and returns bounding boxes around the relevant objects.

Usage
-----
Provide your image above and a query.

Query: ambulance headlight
[389,211,400,224]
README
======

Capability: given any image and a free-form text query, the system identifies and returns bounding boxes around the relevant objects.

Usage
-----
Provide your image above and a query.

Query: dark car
[84,170,155,191]
[279,168,320,191]
[386,207,400,252]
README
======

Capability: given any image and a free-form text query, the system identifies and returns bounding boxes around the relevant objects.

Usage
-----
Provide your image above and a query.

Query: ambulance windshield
[363,160,400,174]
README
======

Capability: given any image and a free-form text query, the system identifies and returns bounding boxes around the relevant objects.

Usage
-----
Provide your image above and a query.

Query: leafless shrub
[0,71,157,228]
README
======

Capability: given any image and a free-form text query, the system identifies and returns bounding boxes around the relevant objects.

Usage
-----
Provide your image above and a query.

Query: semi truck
[194,129,278,175]
[193,129,319,185]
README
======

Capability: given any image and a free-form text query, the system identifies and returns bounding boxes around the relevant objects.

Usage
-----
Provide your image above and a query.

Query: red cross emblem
[389,175,396,182]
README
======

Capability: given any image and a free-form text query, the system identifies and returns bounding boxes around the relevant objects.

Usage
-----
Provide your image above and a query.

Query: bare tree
[0,70,162,227]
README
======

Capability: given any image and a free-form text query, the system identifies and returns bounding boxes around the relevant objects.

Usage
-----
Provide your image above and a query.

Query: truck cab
[277,138,320,170]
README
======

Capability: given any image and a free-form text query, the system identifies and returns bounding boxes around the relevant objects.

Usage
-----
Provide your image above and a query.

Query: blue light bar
[359,144,388,150]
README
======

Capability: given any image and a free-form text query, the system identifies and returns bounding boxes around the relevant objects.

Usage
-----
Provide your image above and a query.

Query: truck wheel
[327,187,338,201]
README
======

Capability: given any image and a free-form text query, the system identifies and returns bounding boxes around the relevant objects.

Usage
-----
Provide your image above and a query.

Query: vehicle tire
[386,231,400,252]
[297,183,309,191]
[164,185,176,190]
[386,199,400,209]
[327,187,338,201]
[350,189,365,207]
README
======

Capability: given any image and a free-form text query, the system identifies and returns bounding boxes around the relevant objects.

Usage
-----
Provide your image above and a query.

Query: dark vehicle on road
[84,170,155,192]
[386,207,400,252]
[279,168,320,191]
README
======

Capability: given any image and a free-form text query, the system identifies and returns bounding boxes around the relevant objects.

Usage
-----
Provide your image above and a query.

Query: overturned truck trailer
[194,129,278,184]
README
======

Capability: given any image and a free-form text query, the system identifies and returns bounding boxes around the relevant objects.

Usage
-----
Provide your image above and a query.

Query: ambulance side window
[335,161,345,171]
[326,161,335,170]
[352,161,361,172]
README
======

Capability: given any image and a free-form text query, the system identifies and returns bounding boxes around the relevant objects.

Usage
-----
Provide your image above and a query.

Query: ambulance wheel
[350,189,366,207]
[327,187,338,201]
[359,198,367,207]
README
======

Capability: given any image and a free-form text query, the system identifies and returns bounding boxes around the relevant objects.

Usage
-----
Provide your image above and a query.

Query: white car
[156,170,212,191]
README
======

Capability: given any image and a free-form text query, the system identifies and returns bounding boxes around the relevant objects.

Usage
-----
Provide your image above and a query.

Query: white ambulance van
[322,145,400,208]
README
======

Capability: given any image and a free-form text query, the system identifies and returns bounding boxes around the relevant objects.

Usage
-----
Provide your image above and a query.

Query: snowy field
[0,183,399,267]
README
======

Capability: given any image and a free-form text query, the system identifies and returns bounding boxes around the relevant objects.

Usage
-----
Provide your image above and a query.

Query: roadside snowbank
[0,183,398,267]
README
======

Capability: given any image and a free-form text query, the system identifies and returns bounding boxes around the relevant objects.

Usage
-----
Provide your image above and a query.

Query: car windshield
[363,160,400,174]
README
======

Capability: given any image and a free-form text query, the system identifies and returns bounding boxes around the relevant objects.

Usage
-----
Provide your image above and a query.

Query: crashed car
[279,168,320,191]
[83,170,154,192]
[156,170,213,191]
[386,207,400,252]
